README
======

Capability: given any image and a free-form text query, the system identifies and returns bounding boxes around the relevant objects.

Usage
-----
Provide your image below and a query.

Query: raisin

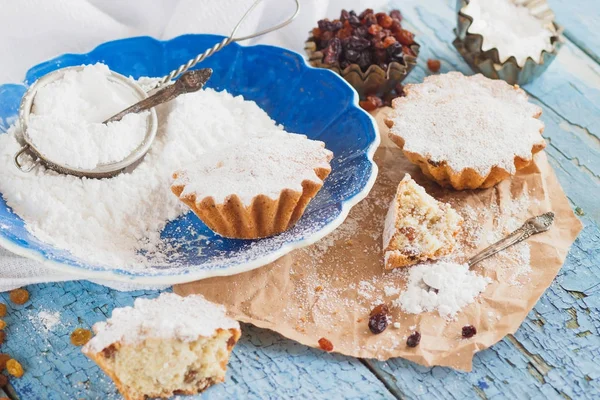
[395,29,414,46]
[101,344,117,359]
[312,27,322,39]
[357,51,373,70]
[344,49,360,62]
[318,337,334,352]
[358,8,374,19]
[368,312,388,334]
[340,60,350,69]
[390,10,403,21]
[0,320,5,330]
[462,325,477,338]
[336,23,353,39]
[387,42,404,59]
[0,354,9,370]
[0,332,4,345]
[399,226,416,241]
[318,19,336,32]
[402,45,415,57]
[348,14,361,27]
[340,9,350,22]
[427,59,441,73]
[323,37,342,64]
[383,36,397,48]
[367,24,382,36]
[9,288,29,305]
[70,328,92,346]
[6,359,23,378]
[0,374,6,387]
[391,20,403,33]
[370,304,389,317]
[377,14,394,29]
[362,13,377,27]
[0,304,5,318]
[359,96,383,111]
[346,36,370,51]
[406,331,421,347]
[353,26,368,37]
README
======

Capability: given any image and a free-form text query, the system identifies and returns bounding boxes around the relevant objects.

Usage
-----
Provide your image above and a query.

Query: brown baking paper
[175,109,583,371]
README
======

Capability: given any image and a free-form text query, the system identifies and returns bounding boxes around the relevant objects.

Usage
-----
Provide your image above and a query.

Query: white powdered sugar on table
[174,131,332,205]
[84,293,239,353]
[27,63,149,169]
[393,261,491,319]
[0,78,283,270]
[27,309,61,333]
[464,0,555,66]
[389,72,545,176]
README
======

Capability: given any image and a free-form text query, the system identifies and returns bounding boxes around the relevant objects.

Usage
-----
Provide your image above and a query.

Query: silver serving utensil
[104,69,212,124]
[467,212,555,267]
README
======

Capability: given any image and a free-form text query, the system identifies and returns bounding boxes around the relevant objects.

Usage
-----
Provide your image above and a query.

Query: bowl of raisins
[306,9,420,105]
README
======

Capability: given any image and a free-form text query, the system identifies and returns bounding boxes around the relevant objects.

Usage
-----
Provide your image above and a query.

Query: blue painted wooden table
[1,0,599,399]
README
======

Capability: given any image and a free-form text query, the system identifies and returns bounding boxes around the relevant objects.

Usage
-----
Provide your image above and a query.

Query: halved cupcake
[383,174,463,269]
[82,293,241,400]
[385,72,546,190]
[171,131,333,239]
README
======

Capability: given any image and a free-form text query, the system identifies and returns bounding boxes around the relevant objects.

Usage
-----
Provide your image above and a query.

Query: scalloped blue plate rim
[0,34,380,285]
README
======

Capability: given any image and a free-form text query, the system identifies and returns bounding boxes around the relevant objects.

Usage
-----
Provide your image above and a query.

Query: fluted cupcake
[172,131,333,239]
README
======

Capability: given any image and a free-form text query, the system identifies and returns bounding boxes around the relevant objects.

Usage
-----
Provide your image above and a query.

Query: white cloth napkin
[0,0,386,291]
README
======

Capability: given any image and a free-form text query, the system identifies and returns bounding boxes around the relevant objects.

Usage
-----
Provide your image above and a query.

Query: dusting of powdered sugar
[389,72,545,176]
[463,0,555,66]
[393,261,491,318]
[174,131,332,205]
[0,82,283,270]
[83,293,239,353]
[27,309,61,333]
[27,63,149,169]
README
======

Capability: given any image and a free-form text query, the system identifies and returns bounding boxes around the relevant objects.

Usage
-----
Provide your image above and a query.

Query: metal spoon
[103,68,212,124]
[467,211,555,267]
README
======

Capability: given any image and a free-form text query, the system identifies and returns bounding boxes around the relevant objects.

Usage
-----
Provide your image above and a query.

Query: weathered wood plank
[547,0,600,64]
[1,282,393,400]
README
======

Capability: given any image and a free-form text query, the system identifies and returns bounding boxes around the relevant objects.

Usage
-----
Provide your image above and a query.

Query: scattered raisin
[376,13,394,29]
[462,325,477,338]
[0,354,9,370]
[368,313,388,334]
[323,37,342,65]
[318,337,334,352]
[406,331,421,347]
[370,304,389,317]
[358,8,374,19]
[427,59,441,73]
[0,320,5,330]
[0,304,6,318]
[359,95,383,111]
[70,328,92,346]
[9,288,29,305]
[0,332,4,345]
[382,36,397,48]
[0,374,7,387]
[6,359,23,378]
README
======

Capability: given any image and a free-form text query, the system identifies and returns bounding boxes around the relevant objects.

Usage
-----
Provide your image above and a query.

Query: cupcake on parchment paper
[454,0,563,85]
[383,174,463,270]
[172,131,333,239]
[82,293,240,400]
[385,72,546,190]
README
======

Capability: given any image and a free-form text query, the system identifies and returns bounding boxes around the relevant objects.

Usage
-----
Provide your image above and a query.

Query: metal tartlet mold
[15,66,158,179]
[454,0,563,86]
[305,36,420,99]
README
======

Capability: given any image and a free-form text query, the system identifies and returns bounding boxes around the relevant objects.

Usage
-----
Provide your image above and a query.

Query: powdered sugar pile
[464,0,555,66]
[84,293,239,353]
[27,309,61,333]
[393,261,491,318]
[174,131,332,205]
[27,64,149,169]
[0,79,283,269]
[389,72,545,176]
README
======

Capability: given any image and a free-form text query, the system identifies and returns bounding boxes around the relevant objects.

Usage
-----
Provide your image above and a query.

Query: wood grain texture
[0,282,393,400]
[2,0,599,399]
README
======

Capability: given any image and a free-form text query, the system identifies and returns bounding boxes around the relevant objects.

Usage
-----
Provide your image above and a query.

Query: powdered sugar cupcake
[385,72,546,190]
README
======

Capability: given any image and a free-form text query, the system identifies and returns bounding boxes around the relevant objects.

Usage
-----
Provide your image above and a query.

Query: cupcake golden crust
[171,131,333,239]
[385,72,546,189]
[383,174,463,269]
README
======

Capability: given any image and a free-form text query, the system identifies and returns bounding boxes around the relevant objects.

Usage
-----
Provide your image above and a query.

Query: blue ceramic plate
[0,34,379,284]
